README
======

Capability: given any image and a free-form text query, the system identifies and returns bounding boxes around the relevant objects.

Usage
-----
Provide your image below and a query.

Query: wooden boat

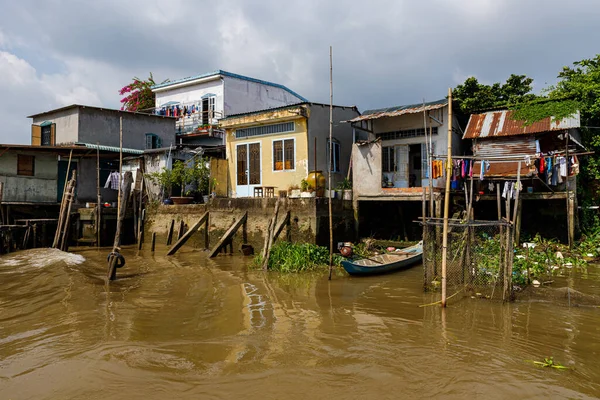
[341,241,423,276]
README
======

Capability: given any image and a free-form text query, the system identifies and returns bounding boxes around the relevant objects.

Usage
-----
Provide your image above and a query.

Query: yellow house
[220,103,360,197]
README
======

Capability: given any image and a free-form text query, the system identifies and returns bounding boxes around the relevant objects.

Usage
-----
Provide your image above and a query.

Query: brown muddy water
[0,246,599,399]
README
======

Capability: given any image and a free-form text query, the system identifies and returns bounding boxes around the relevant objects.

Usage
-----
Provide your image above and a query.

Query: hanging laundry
[104,172,120,190]
[559,157,568,177]
[502,181,509,199]
[488,182,495,192]
[469,160,474,177]
[539,157,545,173]
[479,160,485,180]
[571,156,580,175]
[535,140,541,153]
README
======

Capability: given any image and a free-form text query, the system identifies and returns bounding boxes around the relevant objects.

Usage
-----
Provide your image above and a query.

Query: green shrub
[255,242,343,273]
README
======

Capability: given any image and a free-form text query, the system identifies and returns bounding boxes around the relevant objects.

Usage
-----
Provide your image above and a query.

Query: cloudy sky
[0,0,599,143]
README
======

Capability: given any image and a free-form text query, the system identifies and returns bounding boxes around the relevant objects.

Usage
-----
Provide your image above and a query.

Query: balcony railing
[151,100,224,138]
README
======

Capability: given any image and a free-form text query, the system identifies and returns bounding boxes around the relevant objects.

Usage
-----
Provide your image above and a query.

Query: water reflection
[0,247,598,399]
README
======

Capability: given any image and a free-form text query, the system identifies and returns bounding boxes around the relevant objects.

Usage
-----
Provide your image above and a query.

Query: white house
[151,70,307,147]
[349,99,462,200]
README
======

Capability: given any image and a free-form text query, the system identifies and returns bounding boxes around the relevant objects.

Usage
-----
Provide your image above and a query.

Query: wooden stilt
[177,220,185,241]
[262,201,281,270]
[107,171,133,281]
[208,212,248,258]
[151,232,156,252]
[167,212,209,256]
[166,219,175,245]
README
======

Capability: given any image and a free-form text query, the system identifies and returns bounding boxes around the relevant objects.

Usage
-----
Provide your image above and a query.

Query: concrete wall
[0,152,58,202]
[352,142,382,197]
[223,76,304,116]
[144,198,355,253]
[78,108,175,150]
[307,104,360,189]
[31,108,79,144]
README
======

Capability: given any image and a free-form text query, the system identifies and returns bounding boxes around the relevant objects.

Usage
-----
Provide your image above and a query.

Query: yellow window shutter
[31,125,41,146]
[50,123,56,145]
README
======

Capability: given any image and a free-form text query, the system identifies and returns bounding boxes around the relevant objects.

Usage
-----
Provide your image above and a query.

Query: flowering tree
[119,73,167,112]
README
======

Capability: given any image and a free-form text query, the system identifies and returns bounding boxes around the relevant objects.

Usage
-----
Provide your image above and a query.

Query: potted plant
[338,178,352,201]
[300,179,316,198]
[288,184,301,199]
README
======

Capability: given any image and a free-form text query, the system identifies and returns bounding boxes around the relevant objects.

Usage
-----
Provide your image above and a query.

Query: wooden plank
[272,211,290,242]
[167,212,209,256]
[208,212,248,258]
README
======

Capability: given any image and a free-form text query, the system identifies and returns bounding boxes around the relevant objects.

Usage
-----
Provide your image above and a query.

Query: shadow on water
[0,246,599,399]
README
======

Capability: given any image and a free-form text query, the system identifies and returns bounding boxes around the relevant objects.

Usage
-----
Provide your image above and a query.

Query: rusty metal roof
[348,99,447,123]
[463,110,580,140]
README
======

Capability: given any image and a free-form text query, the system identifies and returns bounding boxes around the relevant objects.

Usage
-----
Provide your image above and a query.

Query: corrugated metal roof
[75,142,144,155]
[463,110,580,139]
[151,70,308,102]
[348,99,447,123]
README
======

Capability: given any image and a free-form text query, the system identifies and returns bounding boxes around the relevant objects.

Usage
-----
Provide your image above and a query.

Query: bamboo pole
[440,88,453,307]
[107,171,133,281]
[117,117,123,230]
[96,143,101,248]
[328,45,334,281]
[53,149,73,248]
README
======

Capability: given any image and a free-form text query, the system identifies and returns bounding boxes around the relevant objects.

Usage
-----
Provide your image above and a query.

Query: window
[376,126,438,141]
[327,139,340,173]
[382,146,395,173]
[145,133,162,149]
[236,122,294,139]
[273,139,295,171]
[41,125,52,145]
[17,155,35,176]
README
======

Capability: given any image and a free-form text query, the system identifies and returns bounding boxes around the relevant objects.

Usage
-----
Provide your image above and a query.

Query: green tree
[452,74,535,114]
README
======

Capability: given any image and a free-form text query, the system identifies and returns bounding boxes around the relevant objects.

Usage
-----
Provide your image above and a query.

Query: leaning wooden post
[166,219,175,245]
[262,200,281,270]
[96,142,101,248]
[151,232,156,252]
[440,88,453,307]
[107,171,133,281]
[177,220,185,241]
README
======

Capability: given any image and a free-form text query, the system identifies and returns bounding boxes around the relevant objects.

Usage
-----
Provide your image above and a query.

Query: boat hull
[341,243,423,276]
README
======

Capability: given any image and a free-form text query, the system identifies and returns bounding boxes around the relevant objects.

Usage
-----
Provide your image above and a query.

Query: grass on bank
[254,242,344,273]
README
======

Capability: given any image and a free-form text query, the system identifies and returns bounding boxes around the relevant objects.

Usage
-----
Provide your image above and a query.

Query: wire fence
[422,218,515,302]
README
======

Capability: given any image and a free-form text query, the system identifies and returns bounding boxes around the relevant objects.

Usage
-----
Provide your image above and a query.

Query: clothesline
[431,151,592,161]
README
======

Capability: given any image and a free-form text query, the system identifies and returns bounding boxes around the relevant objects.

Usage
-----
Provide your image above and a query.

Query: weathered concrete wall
[352,142,383,197]
[0,152,58,202]
[78,108,175,150]
[144,198,355,254]
[32,108,79,144]
[223,76,304,116]
[307,104,360,189]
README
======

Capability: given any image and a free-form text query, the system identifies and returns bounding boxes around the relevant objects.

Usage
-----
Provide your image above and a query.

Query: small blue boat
[341,241,423,276]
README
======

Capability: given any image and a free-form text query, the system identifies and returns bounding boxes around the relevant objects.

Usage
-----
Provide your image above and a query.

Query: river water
[0,246,599,399]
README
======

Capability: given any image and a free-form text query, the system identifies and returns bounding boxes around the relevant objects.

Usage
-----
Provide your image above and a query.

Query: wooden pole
[107,171,133,281]
[151,232,156,252]
[177,220,185,241]
[117,117,123,230]
[262,200,280,270]
[328,45,334,281]
[565,132,573,248]
[167,212,209,256]
[53,149,73,248]
[96,143,101,248]
[166,219,175,245]
[512,162,522,241]
[60,174,76,251]
[137,168,144,249]
[0,182,4,225]
[429,124,434,220]
[440,88,453,307]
